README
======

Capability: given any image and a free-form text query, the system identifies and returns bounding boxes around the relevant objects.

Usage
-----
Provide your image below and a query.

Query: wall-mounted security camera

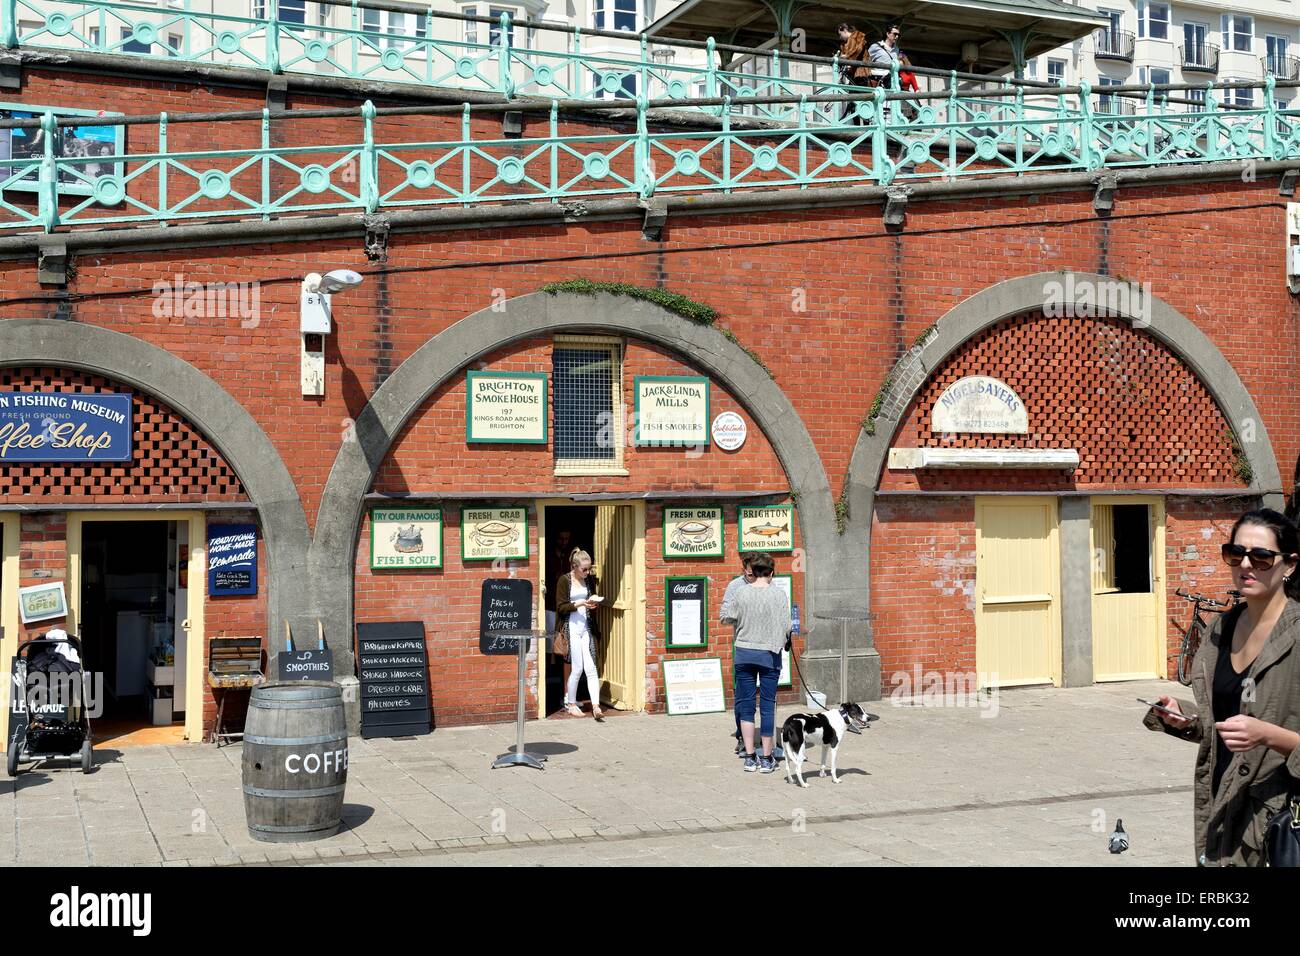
[301,269,365,396]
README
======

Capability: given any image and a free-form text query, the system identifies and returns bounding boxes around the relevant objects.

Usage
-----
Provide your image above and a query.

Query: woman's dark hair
[837,22,854,32]
[1230,508,1300,600]
[749,552,775,578]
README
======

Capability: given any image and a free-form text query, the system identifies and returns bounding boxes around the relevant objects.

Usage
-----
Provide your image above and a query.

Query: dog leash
[786,638,831,713]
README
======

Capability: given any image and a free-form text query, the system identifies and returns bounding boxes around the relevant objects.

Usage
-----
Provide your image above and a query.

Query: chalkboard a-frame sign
[355,621,432,738]
[480,578,534,655]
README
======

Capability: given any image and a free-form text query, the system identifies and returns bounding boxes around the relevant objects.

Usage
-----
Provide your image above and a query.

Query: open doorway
[78,520,185,737]
[1091,496,1165,681]
[542,505,596,716]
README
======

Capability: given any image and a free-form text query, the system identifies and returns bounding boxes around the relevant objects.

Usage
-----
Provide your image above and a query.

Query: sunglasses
[1221,543,1294,570]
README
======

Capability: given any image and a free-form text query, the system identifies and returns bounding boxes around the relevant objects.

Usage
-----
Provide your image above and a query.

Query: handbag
[1264,793,1300,866]
[552,621,570,660]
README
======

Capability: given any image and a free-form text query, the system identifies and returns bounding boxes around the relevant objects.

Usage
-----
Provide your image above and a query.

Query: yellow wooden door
[1091,497,1165,681]
[975,497,1062,687]
[593,504,634,708]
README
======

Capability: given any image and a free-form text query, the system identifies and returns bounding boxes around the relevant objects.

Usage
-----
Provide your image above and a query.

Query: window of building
[1099,7,1123,36]
[88,26,100,47]
[1097,75,1120,112]
[362,8,429,47]
[121,26,150,53]
[1138,1,1168,40]
[594,0,639,32]
[1230,81,1253,108]
[489,7,518,46]
[253,0,306,23]
[1184,21,1209,62]
[1186,86,1205,112]
[1026,59,1037,79]
[1221,14,1252,53]
[167,33,182,54]
[1267,35,1289,74]
[1138,66,1170,86]
[553,336,624,473]
[1047,57,1066,85]
[462,4,479,44]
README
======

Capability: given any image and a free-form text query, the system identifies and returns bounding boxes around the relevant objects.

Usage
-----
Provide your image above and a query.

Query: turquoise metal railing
[1,77,1295,234]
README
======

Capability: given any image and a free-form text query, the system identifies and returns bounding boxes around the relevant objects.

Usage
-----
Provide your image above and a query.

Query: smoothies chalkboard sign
[355,621,431,738]
[480,578,534,655]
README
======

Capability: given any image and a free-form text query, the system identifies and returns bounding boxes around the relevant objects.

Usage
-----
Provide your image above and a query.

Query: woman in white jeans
[555,548,604,720]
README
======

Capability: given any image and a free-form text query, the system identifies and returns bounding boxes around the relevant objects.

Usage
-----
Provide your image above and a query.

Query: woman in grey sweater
[724,551,791,773]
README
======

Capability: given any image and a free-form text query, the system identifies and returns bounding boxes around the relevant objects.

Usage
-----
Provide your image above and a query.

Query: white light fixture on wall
[300,269,364,396]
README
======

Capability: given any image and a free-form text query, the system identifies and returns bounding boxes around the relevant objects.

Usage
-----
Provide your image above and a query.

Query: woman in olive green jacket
[1146,509,1300,865]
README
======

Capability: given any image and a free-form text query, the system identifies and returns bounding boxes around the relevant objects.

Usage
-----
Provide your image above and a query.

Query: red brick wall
[17,512,68,641]
[201,512,268,734]
[879,312,1244,494]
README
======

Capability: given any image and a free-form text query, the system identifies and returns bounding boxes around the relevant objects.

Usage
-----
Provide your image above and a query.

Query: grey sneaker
[758,754,777,774]
[742,752,759,772]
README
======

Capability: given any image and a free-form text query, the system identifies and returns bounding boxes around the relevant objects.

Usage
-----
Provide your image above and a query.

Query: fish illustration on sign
[391,524,424,553]
[470,519,520,550]
[670,519,716,550]
[749,522,789,538]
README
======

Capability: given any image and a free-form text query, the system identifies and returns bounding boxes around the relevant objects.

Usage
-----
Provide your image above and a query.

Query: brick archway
[310,291,864,692]
[841,272,1284,696]
[0,319,312,639]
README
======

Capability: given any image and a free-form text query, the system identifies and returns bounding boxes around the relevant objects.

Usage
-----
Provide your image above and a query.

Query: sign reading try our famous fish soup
[370,508,443,569]
[466,371,547,444]
[0,392,132,462]
[461,507,528,561]
[738,504,794,553]
[663,506,724,559]
[634,376,710,446]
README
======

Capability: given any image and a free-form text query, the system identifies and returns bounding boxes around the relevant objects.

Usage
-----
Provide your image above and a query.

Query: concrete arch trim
[312,291,854,673]
[0,318,313,638]
[844,271,1284,589]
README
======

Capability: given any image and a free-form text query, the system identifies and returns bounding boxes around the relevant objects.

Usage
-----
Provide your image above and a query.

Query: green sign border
[774,573,794,687]
[465,370,549,444]
[663,656,727,716]
[369,507,443,570]
[459,505,530,562]
[737,503,795,554]
[661,504,725,560]
[632,375,711,447]
[665,575,709,650]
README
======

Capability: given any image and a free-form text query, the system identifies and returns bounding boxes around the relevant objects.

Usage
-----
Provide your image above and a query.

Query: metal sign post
[490,629,548,770]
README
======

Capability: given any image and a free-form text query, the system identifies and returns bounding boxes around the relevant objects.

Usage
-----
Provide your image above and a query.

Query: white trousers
[565,632,601,707]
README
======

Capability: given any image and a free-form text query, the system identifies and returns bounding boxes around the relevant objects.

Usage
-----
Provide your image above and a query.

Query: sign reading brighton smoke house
[663,506,724,559]
[461,507,528,561]
[738,504,794,553]
[635,377,710,445]
[371,508,443,569]
[466,371,547,443]
[931,376,1028,434]
[0,392,132,462]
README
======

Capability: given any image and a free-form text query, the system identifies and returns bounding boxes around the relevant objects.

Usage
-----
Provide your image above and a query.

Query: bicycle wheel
[1176,620,1202,686]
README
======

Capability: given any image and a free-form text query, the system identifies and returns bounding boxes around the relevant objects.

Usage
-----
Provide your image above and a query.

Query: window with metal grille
[553,336,624,472]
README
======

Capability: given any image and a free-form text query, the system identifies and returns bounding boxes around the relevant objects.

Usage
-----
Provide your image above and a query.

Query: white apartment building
[1024,0,1300,110]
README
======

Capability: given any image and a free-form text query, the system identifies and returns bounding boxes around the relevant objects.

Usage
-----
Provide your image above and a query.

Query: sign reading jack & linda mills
[634,376,710,446]
[663,506,724,559]
[370,508,443,569]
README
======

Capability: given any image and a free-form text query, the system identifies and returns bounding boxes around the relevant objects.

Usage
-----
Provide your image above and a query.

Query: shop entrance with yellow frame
[1090,496,1166,681]
[0,513,19,747]
[537,500,645,719]
[974,497,1063,688]
[66,512,207,744]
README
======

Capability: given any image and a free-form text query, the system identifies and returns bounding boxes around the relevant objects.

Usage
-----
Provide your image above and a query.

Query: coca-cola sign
[712,411,747,451]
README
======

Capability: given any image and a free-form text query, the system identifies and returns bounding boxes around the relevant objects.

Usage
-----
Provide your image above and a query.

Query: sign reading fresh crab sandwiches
[738,504,794,553]
[370,508,443,569]
[461,507,528,561]
[662,506,724,559]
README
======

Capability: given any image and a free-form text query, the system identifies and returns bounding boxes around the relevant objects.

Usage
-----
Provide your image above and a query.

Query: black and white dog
[781,703,869,787]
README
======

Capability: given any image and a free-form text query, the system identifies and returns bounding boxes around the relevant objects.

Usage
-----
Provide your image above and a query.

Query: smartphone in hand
[1138,697,1191,722]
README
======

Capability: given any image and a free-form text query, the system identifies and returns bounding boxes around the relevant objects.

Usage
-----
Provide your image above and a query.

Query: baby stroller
[6,630,93,776]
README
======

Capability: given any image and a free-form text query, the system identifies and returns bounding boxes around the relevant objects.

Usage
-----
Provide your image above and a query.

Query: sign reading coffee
[663,506,724,559]
[738,504,794,553]
[208,524,258,596]
[634,376,710,446]
[466,371,547,444]
[370,508,443,569]
[461,507,528,561]
[931,376,1028,434]
[0,392,132,462]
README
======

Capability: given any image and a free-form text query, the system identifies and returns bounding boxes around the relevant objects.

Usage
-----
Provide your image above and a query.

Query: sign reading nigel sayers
[931,376,1028,434]
[466,371,547,444]
[634,376,710,446]
[0,392,132,462]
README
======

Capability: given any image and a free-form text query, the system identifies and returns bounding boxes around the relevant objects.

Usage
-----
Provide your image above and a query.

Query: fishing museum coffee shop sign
[0,392,132,461]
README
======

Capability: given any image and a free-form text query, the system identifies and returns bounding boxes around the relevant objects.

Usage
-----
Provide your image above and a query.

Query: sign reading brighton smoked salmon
[461,507,528,561]
[466,371,547,444]
[370,508,443,569]
[663,506,724,559]
[738,504,794,553]
[0,392,132,462]
[634,376,710,446]
[931,376,1028,434]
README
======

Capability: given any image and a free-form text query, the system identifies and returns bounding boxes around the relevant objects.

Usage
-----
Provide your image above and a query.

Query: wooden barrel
[241,681,348,843]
